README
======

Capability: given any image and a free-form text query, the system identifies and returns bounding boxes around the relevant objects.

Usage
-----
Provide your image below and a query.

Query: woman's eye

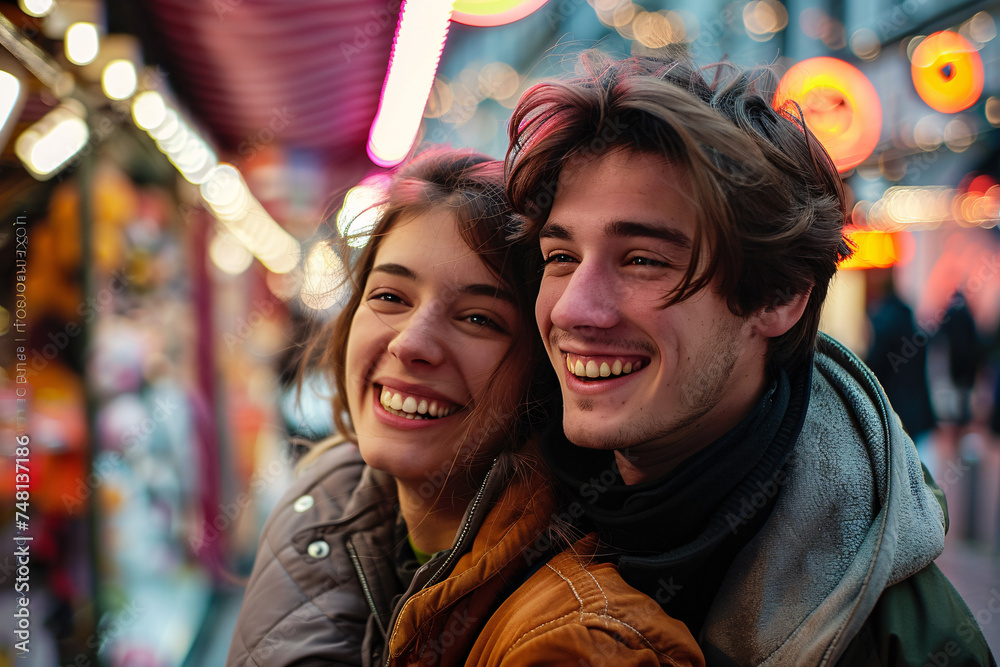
[368,291,406,306]
[465,313,507,334]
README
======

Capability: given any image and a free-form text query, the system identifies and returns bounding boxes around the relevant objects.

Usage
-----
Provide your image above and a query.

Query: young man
[506,52,995,666]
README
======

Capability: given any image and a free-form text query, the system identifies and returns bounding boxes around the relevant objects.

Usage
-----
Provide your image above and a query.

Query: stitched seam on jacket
[501,609,675,662]
[579,563,609,617]
[546,562,585,619]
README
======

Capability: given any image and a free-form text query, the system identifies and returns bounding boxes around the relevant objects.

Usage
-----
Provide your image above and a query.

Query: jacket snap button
[307,540,330,559]
[293,495,315,512]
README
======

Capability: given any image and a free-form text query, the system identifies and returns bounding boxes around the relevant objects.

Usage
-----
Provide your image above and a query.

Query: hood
[702,333,947,666]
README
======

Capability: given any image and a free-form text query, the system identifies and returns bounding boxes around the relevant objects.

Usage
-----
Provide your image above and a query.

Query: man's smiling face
[536,150,770,479]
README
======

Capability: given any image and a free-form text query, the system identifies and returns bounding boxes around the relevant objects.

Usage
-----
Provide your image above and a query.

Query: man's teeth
[566,356,641,379]
[379,387,457,419]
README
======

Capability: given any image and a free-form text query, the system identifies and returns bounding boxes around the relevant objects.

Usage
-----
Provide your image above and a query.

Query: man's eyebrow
[371,263,515,304]
[539,220,691,249]
[607,220,691,249]
[539,222,572,240]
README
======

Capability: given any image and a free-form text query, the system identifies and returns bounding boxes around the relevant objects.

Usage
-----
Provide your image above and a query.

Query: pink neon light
[367,0,454,167]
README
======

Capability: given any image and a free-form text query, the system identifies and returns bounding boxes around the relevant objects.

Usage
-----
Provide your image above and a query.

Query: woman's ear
[752,287,812,338]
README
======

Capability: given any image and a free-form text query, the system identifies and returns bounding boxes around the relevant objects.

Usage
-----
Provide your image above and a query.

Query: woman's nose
[386,308,448,366]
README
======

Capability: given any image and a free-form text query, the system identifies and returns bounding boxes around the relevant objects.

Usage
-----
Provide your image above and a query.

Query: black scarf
[540,361,811,637]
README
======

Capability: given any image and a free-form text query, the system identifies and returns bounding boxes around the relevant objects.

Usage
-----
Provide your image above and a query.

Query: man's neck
[615,373,770,485]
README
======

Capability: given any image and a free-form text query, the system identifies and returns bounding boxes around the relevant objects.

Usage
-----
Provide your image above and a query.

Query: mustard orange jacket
[227,441,704,667]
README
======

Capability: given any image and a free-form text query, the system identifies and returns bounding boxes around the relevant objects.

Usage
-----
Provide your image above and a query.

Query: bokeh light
[132,91,167,130]
[985,96,1000,126]
[18,0,53,17]
[336,174,391,248]
[744,0,788,42]
[911,30,984,113]
[849,28,881,61]
[65,23,100,66]
[840,229,914,269]
[774,57,882,172]
[102,60,138,100]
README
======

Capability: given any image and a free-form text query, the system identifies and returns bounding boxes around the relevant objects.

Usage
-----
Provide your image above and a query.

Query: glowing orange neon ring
[911,31,984,114]
[773,57,882,172]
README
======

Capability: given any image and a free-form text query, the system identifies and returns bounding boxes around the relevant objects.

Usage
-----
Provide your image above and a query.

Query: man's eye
[542,253,576,265]
[629,256,669,268]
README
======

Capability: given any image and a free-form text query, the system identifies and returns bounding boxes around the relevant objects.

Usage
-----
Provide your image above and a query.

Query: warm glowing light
[201,164,247,211]
[0,71,21,134]
[201,164,301,274]
[368,0,455,167]
[864,187,955,231]
[773,57,882,172]
[102,60,138,100]
[132,91,166,129]
[15,105,89,180]
[911,31,984,113]
[148,108,179,140]
[19,0,53,17]
[65,23,100,66]
[300,243,350,311]
[451,0,550,26]
[209,228,254,275]
[634,11,676,47]
[337,175,391,247]
[840,228,913,269]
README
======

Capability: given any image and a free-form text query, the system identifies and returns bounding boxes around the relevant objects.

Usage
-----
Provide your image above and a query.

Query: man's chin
[561,421,624,451]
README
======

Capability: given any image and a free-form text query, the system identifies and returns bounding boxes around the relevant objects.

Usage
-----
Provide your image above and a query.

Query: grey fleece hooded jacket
[702,334,951,665]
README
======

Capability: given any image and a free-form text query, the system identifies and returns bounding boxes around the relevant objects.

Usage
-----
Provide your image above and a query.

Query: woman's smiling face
[344,208,522,486]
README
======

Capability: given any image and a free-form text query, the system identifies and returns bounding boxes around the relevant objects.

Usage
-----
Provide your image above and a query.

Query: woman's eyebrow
[371,263,416,279]
[372,264,514,304]
[460,284,515,304]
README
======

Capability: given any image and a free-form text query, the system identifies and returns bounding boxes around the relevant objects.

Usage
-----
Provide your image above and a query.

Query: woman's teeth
[566,355,643,379]
[379,387,457,419]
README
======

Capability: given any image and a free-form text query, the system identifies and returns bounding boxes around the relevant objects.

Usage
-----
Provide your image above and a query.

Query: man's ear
[752,287,812,338]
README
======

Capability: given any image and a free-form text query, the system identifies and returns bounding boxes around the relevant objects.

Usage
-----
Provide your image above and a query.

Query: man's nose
[548,261,621,332]
[386,307,448,366]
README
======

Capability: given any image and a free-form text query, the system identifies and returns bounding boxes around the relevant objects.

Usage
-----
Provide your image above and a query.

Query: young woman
[226,149,703,667]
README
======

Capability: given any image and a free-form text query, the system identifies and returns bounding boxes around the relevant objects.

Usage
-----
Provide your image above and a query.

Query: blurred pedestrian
[865,268,937,445]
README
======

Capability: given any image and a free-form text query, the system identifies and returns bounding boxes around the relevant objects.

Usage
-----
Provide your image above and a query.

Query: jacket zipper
[346,538,388,639]
[381,460,497,667]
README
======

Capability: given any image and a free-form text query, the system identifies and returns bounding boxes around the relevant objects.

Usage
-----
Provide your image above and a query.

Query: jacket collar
[385,449,557,662]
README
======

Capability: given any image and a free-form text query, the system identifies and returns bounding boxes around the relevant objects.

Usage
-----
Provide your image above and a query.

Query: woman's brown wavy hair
[299,147,552,477]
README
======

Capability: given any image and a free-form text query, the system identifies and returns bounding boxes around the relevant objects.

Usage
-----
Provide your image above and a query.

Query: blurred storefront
[1,0,1000,664]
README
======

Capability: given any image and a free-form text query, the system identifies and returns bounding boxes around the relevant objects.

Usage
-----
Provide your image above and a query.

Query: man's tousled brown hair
[505,51,852,369]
